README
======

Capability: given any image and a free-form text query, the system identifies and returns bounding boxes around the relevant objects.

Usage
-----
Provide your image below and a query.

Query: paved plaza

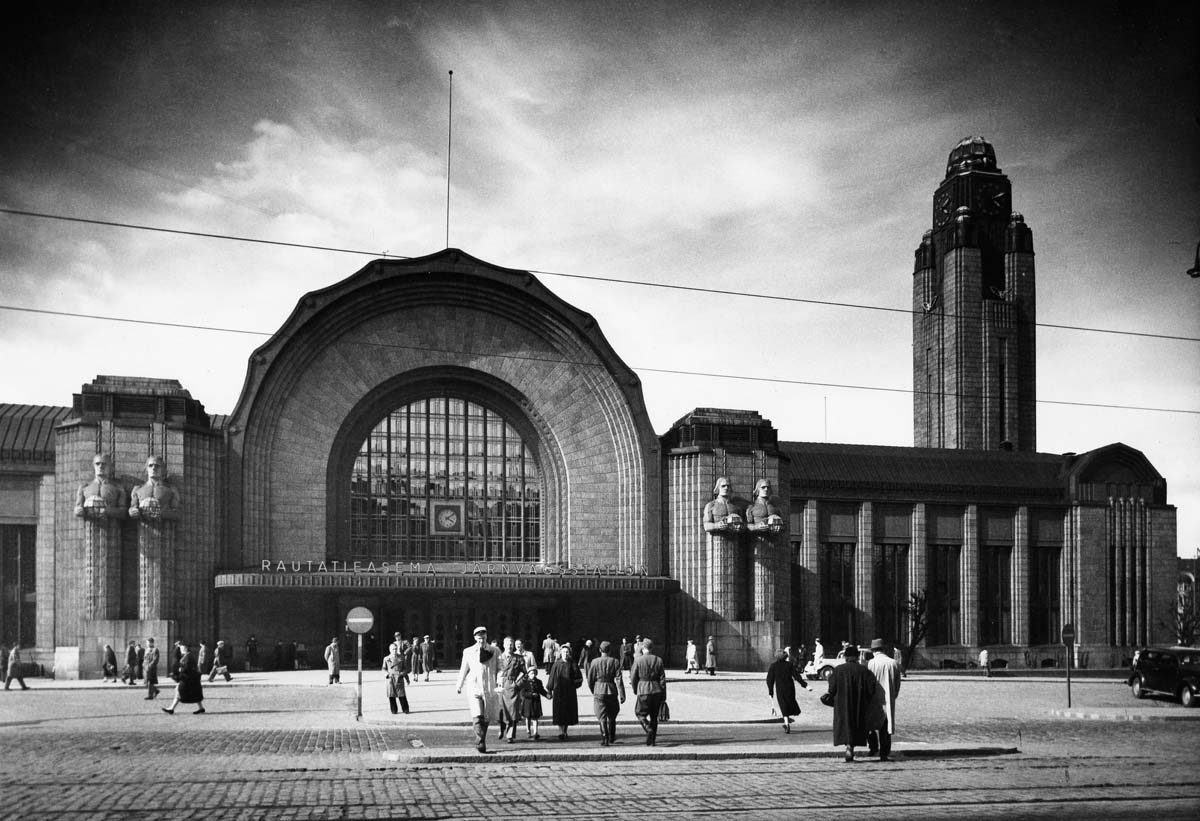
[1,666,1197,819]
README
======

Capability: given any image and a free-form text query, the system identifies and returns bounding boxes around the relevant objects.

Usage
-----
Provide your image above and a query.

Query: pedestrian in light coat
[866,638,901,761]
[704,635,718,675]
[456,626,500,753]
[324,638,341,684]
[4,646,29,690]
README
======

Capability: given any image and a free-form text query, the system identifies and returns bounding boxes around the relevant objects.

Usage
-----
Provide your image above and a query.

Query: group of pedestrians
[681,636,718,675]
[821,638,902,762]
[455,627,668,753]
[98,635,228,714]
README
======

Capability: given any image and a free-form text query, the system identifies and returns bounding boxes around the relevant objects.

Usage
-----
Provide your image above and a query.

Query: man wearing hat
[824,643,879,762]
[586,640,626,746]
[866,638,901,761]
[456,626,500,753]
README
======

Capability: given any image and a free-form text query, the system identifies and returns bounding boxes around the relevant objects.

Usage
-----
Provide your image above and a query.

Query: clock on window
[430,501,465,535]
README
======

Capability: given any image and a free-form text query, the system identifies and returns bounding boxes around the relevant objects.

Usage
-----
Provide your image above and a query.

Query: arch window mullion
[349,395,539,563]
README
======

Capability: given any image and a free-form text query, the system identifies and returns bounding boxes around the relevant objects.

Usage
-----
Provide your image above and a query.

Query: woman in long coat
[102,644,118,682]
[161,643,204,714]
[545,644,582,739]
[766,649,808,732]
[496,637,527,743]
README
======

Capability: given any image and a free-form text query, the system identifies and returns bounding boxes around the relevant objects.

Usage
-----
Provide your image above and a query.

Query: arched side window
[348,396,541,562]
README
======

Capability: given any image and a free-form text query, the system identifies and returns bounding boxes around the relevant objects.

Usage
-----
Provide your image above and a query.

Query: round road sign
[346,606,374,634]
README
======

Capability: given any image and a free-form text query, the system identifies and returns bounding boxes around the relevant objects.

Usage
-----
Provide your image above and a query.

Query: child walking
[523,667,549,739]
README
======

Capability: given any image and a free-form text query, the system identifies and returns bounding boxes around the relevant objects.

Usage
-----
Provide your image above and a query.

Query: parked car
[1127,646,1200,707]
[803,657,842,680]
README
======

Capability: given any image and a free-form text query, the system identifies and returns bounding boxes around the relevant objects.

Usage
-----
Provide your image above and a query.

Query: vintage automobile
[1127,646,1200,707]
[803,656,842,680]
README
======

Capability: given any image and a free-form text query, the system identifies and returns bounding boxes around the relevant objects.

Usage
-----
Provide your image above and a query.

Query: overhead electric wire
[2,206,1197,343]
[0,303,1195,416]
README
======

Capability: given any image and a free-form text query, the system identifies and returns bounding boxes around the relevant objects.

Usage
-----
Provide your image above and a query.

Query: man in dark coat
[586,641,626,746]
[143,637,161,700]
[825,644,879,762]
[629,637,667,746]
[122,641,138,685]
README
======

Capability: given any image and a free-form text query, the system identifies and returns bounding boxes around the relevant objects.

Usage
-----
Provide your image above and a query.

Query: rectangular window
[1029,545,1061,645]
[926,545,961,645]
[0,525,36,647]
[978,546,1011,645]
[820,543,855,645]
[873,544,909,645]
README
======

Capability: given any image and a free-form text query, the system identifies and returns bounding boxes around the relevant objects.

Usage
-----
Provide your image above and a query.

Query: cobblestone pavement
[1,669,1197,819]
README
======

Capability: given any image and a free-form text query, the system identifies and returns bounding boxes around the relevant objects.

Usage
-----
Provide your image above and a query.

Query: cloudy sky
[1,1,1197,556]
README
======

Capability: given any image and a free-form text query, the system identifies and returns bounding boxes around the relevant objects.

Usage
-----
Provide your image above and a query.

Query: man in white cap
[456,626,500,753]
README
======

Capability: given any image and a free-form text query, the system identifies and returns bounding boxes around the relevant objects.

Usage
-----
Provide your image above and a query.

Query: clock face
[437,508,459,529]
[975,181,1007,215]
[934,190,953,226]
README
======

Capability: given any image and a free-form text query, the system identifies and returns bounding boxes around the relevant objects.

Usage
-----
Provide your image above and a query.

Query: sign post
[1061,623,1076,708]
[346,606,374,720]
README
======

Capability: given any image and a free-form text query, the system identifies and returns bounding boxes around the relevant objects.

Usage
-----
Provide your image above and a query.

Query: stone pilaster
[1012,506,1029,646]
[855,502,874,641]
[138,520,176,621]
[706,532,740,622]
[961,504,978,646]
[752,532,780,622]
[83,519,122,620]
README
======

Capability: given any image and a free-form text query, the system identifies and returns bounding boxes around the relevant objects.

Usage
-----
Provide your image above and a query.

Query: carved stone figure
[746,478,785,622]
[130,455,181,620]
[703,477,744,535]
[703,476,743,621]
[74,453,127,520]
[129,455,180,521]
[76,453,125,620]
[745,479,784,534]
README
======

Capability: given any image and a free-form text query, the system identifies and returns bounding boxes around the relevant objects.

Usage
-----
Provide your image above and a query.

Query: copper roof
[781,440,1071,504]
[0,403,72,466]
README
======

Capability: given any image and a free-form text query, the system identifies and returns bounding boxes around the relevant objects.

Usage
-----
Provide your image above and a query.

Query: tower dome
[946,136,999,177]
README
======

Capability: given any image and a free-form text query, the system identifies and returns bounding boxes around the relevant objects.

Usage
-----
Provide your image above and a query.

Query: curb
[380,744,1020,765]
[1050,708,1200,721]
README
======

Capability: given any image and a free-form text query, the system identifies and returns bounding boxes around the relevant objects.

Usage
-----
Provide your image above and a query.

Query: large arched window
[349,396,540,562]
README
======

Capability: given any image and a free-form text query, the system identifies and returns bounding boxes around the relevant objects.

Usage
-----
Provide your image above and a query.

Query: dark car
[1127,646,1200,707]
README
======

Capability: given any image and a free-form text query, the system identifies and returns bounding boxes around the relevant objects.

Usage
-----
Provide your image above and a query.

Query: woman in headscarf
[545,644,582,740]
[161,641,205,715]
[766,648,808,733]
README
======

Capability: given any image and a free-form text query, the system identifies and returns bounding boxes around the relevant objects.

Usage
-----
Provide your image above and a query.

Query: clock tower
[913,137,1036,451]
